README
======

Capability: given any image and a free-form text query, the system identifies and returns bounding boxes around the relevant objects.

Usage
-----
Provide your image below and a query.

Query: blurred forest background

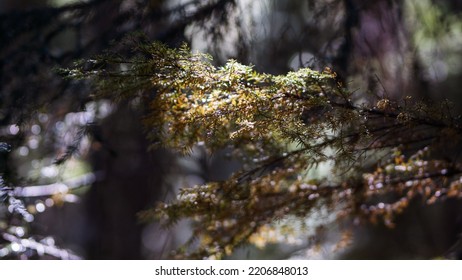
[1,0,462,259]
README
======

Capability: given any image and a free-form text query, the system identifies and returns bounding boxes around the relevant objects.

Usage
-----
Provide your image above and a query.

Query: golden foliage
[65,39,462,259]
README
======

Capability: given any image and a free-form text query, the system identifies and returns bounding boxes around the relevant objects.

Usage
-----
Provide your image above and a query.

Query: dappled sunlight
[3,0,462,261]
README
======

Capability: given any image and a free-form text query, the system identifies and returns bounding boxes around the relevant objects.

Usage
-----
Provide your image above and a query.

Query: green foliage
[64,39,462,259]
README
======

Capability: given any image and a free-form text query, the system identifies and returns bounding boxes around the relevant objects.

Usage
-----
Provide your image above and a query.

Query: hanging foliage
[62,38,462,259]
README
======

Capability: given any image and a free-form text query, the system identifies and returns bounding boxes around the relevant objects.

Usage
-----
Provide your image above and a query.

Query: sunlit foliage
[63,38,462,259]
